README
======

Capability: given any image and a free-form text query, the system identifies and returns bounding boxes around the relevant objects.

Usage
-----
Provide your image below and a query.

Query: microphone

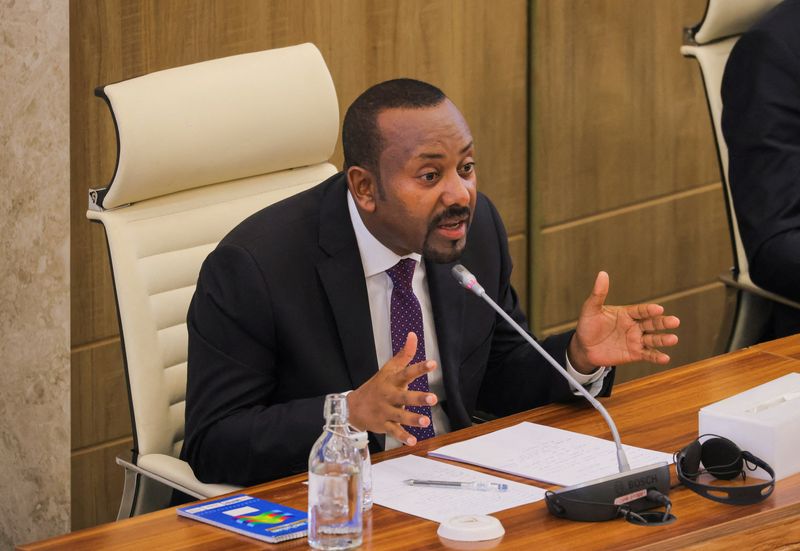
[451,264,671,522]
[451,265,629,471]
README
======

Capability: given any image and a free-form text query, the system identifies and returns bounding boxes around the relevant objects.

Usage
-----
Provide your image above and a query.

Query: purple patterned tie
[386,258,435,441]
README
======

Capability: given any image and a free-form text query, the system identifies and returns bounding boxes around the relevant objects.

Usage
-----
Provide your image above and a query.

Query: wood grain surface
[537,185,730,327]
[754,334,800,362]
[25,335,800,550]
[527,0,732,407]
[531,0,718,225]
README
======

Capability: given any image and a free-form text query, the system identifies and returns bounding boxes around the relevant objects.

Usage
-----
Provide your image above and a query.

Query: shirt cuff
[564,354,611,397]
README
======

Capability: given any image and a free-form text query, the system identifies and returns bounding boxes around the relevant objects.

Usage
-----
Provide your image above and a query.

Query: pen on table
[403,479,509,492]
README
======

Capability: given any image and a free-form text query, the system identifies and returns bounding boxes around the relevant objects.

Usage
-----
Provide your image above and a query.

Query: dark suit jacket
[181,172,613,486]
[722,0,800,308]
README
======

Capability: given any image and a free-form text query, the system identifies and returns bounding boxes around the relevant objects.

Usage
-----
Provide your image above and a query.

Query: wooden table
[20,335,800,550]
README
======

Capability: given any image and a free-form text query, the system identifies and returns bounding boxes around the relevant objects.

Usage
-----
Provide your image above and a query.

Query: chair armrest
[116,454,241,500]
[719,272,800,311]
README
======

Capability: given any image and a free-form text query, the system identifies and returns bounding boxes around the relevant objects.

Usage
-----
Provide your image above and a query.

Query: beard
[422,205,471,264]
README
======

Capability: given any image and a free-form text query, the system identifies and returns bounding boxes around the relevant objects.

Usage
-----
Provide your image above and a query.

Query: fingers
[641,348,671,365]
[359,331,438,444]
[583,271,610,311]
[385,331,418,370]
[398,360,436,387]
[642,333,679,348]
[381,366,438,406]
[638,315,681,332]
[384,410,433,446]
[626,302,664,320]
[403,389,438,407]
[386,424,418,446]
[635,331,677,365]
[638,322,678,366]
[382,403,432,426]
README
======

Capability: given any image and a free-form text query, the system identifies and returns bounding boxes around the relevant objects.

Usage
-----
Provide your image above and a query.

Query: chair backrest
[87,44,339,459]
[680,0,782,284]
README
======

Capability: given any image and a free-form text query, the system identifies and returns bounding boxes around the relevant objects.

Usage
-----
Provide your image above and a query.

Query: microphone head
[451,264,485,296]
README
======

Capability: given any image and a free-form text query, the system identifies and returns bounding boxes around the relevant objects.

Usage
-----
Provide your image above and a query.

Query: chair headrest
[96,43,338,209]
[688,0,782,45]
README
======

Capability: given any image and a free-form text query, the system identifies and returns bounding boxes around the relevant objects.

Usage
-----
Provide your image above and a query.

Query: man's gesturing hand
[347,332,437,446]
[570,271,681,373]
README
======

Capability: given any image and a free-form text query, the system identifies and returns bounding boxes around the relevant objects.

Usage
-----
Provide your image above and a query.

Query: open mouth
[435,217,468,239]
[439,219,465,230]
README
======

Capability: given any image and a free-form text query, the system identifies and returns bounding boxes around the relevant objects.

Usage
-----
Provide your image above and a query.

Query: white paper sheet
[371,455,545,523]
[428,422,673,487]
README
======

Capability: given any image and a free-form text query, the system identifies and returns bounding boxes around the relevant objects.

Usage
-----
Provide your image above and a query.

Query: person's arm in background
[722,26,800,303]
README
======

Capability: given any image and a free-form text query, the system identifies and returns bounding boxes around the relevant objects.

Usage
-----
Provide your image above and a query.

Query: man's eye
[421,172,439,182]
[460,163,475,175]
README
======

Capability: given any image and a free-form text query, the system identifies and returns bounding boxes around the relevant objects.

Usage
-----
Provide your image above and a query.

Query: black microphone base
[545,462,671,522]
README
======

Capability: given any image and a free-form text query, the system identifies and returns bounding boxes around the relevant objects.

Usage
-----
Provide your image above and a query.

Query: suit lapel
[316,175,379,389]
[426,259,467,424]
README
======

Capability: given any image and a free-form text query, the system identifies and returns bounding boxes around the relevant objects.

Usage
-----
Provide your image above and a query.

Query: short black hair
[342,78,447,175]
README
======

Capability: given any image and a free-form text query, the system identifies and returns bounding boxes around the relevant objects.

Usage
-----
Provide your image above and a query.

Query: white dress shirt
[346,192,609,449]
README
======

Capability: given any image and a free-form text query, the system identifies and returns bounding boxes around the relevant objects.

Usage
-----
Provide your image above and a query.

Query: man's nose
[441,170,472,206]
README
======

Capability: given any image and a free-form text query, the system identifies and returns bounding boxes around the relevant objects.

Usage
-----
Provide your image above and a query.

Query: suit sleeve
[182,244,324,486]
[722,29,800,302]
[476,199,614,417]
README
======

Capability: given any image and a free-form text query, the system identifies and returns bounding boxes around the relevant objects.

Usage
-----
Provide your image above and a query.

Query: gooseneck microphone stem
[451,264,631,473]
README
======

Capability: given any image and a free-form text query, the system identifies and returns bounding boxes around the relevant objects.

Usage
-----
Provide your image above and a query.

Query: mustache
[431,205,471,228]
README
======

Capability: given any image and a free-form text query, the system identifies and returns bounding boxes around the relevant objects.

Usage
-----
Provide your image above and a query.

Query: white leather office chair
[87,43,339,518]
[681,0,800,351]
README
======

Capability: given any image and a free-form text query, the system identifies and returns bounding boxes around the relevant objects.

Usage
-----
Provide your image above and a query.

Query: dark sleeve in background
[721,11,800,303]
[181,243,324,486]
[475,198,614,417]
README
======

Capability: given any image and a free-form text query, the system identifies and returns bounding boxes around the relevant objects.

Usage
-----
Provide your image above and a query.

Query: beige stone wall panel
[0,0,70,546]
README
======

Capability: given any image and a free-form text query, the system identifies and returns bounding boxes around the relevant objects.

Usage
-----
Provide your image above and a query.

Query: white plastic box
[698,372,800,481]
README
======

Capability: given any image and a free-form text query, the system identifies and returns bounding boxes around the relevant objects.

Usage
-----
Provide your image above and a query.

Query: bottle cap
[347,426,369,449]
[437,514,505,542]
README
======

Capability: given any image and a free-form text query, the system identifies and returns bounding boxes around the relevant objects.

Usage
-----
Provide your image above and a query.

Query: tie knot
[386,258,416,290]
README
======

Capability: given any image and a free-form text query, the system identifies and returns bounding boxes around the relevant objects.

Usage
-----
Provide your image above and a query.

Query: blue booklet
[177,494,308,543]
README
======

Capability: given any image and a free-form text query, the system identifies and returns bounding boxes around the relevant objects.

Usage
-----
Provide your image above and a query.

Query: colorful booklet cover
[177,494,308,543]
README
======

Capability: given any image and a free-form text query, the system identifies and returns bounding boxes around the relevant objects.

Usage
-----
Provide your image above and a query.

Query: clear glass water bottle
[348,427,372,511]
[308,393,363,550]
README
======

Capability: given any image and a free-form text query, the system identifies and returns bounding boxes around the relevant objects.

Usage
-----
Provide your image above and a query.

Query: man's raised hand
[569,271,681,373]
[347,332,437,446]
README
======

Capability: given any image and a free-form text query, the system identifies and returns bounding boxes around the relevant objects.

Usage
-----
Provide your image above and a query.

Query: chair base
[117,466,138,520]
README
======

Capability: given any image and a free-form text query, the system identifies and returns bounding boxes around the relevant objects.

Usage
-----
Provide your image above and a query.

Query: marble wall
[0,0,70,547]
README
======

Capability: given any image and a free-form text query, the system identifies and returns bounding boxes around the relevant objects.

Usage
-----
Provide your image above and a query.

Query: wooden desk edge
[636,499,800,550]
[16,335,800,550]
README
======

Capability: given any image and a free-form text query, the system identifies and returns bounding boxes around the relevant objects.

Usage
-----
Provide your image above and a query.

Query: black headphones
[675,434,775,505]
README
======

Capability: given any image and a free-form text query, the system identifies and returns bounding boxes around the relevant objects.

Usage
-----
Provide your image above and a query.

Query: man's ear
[346,166,378,213]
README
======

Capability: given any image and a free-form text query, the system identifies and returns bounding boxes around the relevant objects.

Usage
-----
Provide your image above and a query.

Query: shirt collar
[347,190,422,278]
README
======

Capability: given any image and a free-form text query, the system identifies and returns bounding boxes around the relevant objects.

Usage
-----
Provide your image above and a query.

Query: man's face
[362,100,477,263]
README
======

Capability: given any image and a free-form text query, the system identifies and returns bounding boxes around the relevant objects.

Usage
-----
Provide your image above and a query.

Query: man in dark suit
[182,79,680,486]
[722,0,800,339]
